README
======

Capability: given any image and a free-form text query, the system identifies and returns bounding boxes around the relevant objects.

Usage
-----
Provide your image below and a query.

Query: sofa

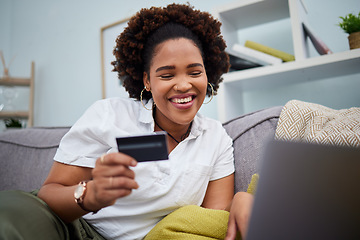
[0,106,282,193]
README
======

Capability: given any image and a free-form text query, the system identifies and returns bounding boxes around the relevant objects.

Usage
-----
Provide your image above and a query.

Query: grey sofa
[0,106,282,193]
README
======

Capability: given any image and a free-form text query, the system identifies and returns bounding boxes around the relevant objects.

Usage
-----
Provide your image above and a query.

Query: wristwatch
[74,181,97,213]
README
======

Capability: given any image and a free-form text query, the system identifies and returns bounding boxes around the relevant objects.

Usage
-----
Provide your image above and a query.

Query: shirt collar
[138,99,154,124]
[189,112,209,139]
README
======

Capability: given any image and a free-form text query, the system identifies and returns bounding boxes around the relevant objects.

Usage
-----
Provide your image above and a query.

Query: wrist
[74,181,99,214]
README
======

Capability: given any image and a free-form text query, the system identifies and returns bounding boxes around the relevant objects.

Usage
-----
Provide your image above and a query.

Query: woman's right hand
[85,152,139,212]
[38,152,139,223]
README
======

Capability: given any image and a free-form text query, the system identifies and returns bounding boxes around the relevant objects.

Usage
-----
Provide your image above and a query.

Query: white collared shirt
[54,97,234,240]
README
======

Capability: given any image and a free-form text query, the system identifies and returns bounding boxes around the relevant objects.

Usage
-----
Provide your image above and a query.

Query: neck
[153,108,192,144]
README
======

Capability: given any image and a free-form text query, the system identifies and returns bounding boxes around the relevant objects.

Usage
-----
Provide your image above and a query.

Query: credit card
[116,132,168,162]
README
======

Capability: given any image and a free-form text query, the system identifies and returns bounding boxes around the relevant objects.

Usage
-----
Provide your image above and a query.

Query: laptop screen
[246,140,360,240]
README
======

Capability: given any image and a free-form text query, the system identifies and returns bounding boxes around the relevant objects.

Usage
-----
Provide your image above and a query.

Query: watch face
[74,184,84,199]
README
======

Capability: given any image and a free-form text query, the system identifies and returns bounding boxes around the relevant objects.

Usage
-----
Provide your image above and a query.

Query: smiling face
[143,38,208,128]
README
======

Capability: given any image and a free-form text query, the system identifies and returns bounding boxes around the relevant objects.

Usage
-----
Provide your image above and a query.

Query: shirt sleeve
[54,100,114,168]
[209,126,235,181]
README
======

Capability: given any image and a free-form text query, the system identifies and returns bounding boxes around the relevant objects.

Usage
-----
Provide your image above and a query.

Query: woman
[1,3,253,240]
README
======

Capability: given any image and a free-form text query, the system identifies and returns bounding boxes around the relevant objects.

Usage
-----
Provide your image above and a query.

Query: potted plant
[4,118,22,129]
[338,12,360,49]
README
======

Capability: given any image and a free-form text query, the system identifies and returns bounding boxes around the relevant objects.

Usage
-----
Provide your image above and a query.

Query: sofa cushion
[0,127,70,191]
[223,106,282,193]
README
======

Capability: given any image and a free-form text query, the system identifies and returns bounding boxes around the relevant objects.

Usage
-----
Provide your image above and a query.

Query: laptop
[246,139,360,240]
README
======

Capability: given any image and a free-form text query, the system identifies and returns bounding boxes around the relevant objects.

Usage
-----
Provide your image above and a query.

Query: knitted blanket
[144,174,260,240]
[275,100,360,147]
[144,205,230,240]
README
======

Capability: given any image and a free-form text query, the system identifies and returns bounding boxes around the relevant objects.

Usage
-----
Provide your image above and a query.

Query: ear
[143,72,150,91]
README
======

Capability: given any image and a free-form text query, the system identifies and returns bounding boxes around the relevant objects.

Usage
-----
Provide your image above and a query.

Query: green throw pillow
[145,174,259,239]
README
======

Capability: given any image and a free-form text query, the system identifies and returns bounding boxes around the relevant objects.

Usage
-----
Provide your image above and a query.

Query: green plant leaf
[4,118,22,128]
[338,12,360,34]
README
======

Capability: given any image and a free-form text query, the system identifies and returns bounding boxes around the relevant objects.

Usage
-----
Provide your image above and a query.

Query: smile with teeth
[171,96,193,104]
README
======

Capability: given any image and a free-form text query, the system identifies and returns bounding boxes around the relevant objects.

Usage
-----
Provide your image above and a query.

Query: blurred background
[0,0,359,129]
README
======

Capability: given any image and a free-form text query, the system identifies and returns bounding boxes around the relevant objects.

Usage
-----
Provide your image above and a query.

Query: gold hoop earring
[140,87,154,111]
[203,83,214,105]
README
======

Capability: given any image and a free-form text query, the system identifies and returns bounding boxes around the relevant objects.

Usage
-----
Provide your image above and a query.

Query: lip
[169,94,196,110]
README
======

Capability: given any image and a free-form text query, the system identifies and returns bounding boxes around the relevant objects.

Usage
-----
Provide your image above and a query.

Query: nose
[174,77,192,92]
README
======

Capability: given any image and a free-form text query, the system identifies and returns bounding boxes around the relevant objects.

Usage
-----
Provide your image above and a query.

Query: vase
[348,31,360,49]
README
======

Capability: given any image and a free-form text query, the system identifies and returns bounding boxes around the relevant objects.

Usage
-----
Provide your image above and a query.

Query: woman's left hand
[225,192,254,240]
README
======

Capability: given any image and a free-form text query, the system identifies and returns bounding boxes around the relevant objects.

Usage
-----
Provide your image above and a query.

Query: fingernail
[131,160,137,166]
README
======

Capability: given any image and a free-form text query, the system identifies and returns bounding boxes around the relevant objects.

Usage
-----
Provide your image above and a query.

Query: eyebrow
[187,63,204,68]
[155,63,204,72]
[155,65,175,72]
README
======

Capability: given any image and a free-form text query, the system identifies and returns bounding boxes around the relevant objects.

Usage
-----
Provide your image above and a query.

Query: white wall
[0,0,235,127]
[0,0,359,127]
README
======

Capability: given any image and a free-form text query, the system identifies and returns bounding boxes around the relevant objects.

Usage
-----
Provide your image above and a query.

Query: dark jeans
[0,190,105,240]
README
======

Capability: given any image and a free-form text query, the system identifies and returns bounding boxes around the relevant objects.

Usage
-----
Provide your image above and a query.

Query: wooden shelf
[0,111,29,119]
[0,62,34,126]
[0,77,31,86]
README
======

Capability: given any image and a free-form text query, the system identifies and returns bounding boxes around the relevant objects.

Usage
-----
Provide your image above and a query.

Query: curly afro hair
[112,3,230,100]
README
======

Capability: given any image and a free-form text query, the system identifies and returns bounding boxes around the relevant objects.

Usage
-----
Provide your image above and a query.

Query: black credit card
[116,132,169,162]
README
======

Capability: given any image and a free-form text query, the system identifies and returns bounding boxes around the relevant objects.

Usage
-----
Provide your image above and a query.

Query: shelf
[214,0,359,123]
[0,62,34,127]
[0,111,29,119]
[223,48,360,91]
[214,0,290,49]
[216,0,289,29]
[0,77,31,86]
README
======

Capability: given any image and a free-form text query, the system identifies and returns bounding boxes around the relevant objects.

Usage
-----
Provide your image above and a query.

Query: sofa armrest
[0,127,70,191]
[223,106,282,193]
